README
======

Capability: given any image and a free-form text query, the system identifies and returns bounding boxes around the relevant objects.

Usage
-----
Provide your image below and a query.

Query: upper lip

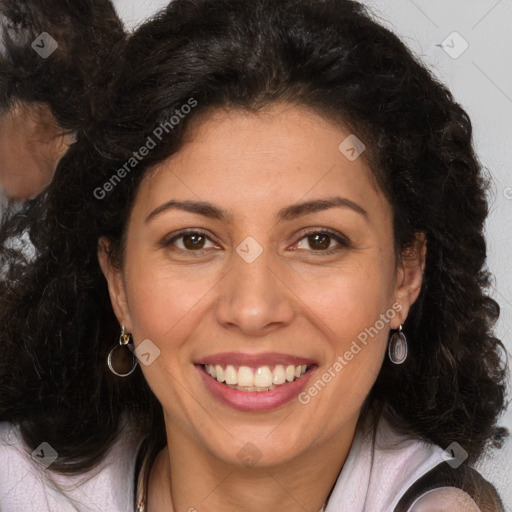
[196,352,316,367]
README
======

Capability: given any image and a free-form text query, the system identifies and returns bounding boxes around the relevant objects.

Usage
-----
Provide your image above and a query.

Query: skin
[410,488,481,512]
[99,104,426,512]
[0,102,74,200]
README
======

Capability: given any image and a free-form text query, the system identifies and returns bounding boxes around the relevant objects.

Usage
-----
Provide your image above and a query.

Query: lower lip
[196,364,316,412]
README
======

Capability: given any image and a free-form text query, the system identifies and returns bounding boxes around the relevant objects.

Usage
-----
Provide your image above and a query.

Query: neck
[147,419,357,512]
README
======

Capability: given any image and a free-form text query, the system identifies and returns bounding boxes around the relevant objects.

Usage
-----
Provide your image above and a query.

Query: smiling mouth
[200,363,312,392]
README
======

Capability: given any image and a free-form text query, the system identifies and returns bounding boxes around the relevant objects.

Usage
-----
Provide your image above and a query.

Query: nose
[214,244,296,336]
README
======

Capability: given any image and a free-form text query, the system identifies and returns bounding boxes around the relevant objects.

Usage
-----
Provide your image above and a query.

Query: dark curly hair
[0,0,508,476]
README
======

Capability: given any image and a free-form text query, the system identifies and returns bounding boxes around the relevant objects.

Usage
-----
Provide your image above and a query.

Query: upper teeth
[204,364,308,388]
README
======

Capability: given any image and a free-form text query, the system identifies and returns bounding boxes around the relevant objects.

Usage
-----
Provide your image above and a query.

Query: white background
[112,0,512,508]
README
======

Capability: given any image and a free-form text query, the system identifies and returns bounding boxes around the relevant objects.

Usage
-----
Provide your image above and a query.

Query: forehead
[134,104,389,225]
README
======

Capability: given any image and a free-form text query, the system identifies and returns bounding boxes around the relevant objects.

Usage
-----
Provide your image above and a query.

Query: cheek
[122,253,223,357]
[297,259,395,401]
[125,270,188,341]
[301,257,395,336]
[121,260,208,409]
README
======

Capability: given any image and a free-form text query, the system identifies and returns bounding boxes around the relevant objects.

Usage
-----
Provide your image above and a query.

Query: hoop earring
[388,324,408,364]
[107,325,139,377]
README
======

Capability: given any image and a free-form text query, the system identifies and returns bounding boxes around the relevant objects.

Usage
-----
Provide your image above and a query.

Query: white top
[0,416,481,512]
[0,417,144,512]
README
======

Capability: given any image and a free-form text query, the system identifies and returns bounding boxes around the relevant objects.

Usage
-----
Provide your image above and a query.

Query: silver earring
[107,325,138,377]
[388,324,408,364]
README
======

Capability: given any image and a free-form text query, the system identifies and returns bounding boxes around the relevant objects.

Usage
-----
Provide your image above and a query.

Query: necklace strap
[134,435,162,512]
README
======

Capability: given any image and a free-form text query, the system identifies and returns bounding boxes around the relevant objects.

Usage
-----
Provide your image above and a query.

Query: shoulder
[326,417,504,512]
[395,459,505,512]
[367,419,504,512]
[0,421,58,511]
[0,419,145,512]
[408,487,481,512]
[326,418,452,510]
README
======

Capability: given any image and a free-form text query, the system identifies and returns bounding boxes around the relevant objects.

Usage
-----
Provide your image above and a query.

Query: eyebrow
[145,196,368,224]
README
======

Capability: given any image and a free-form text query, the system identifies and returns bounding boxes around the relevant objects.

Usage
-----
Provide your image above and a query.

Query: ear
[97,237,132,331]
[391,232,427,329]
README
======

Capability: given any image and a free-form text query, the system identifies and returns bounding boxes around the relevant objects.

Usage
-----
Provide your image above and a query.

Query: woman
[0,0,508,510]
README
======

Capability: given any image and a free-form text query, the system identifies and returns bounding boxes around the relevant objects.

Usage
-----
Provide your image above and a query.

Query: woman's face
[100,104,424,468]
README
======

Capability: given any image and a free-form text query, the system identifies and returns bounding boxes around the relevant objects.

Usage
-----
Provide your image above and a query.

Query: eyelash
[162,228,350,256]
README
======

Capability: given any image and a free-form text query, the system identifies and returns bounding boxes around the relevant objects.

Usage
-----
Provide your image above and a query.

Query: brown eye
[293,229,350,254]
[164,230,218,253]
[182,233,206,250]
[306,233,331,250]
